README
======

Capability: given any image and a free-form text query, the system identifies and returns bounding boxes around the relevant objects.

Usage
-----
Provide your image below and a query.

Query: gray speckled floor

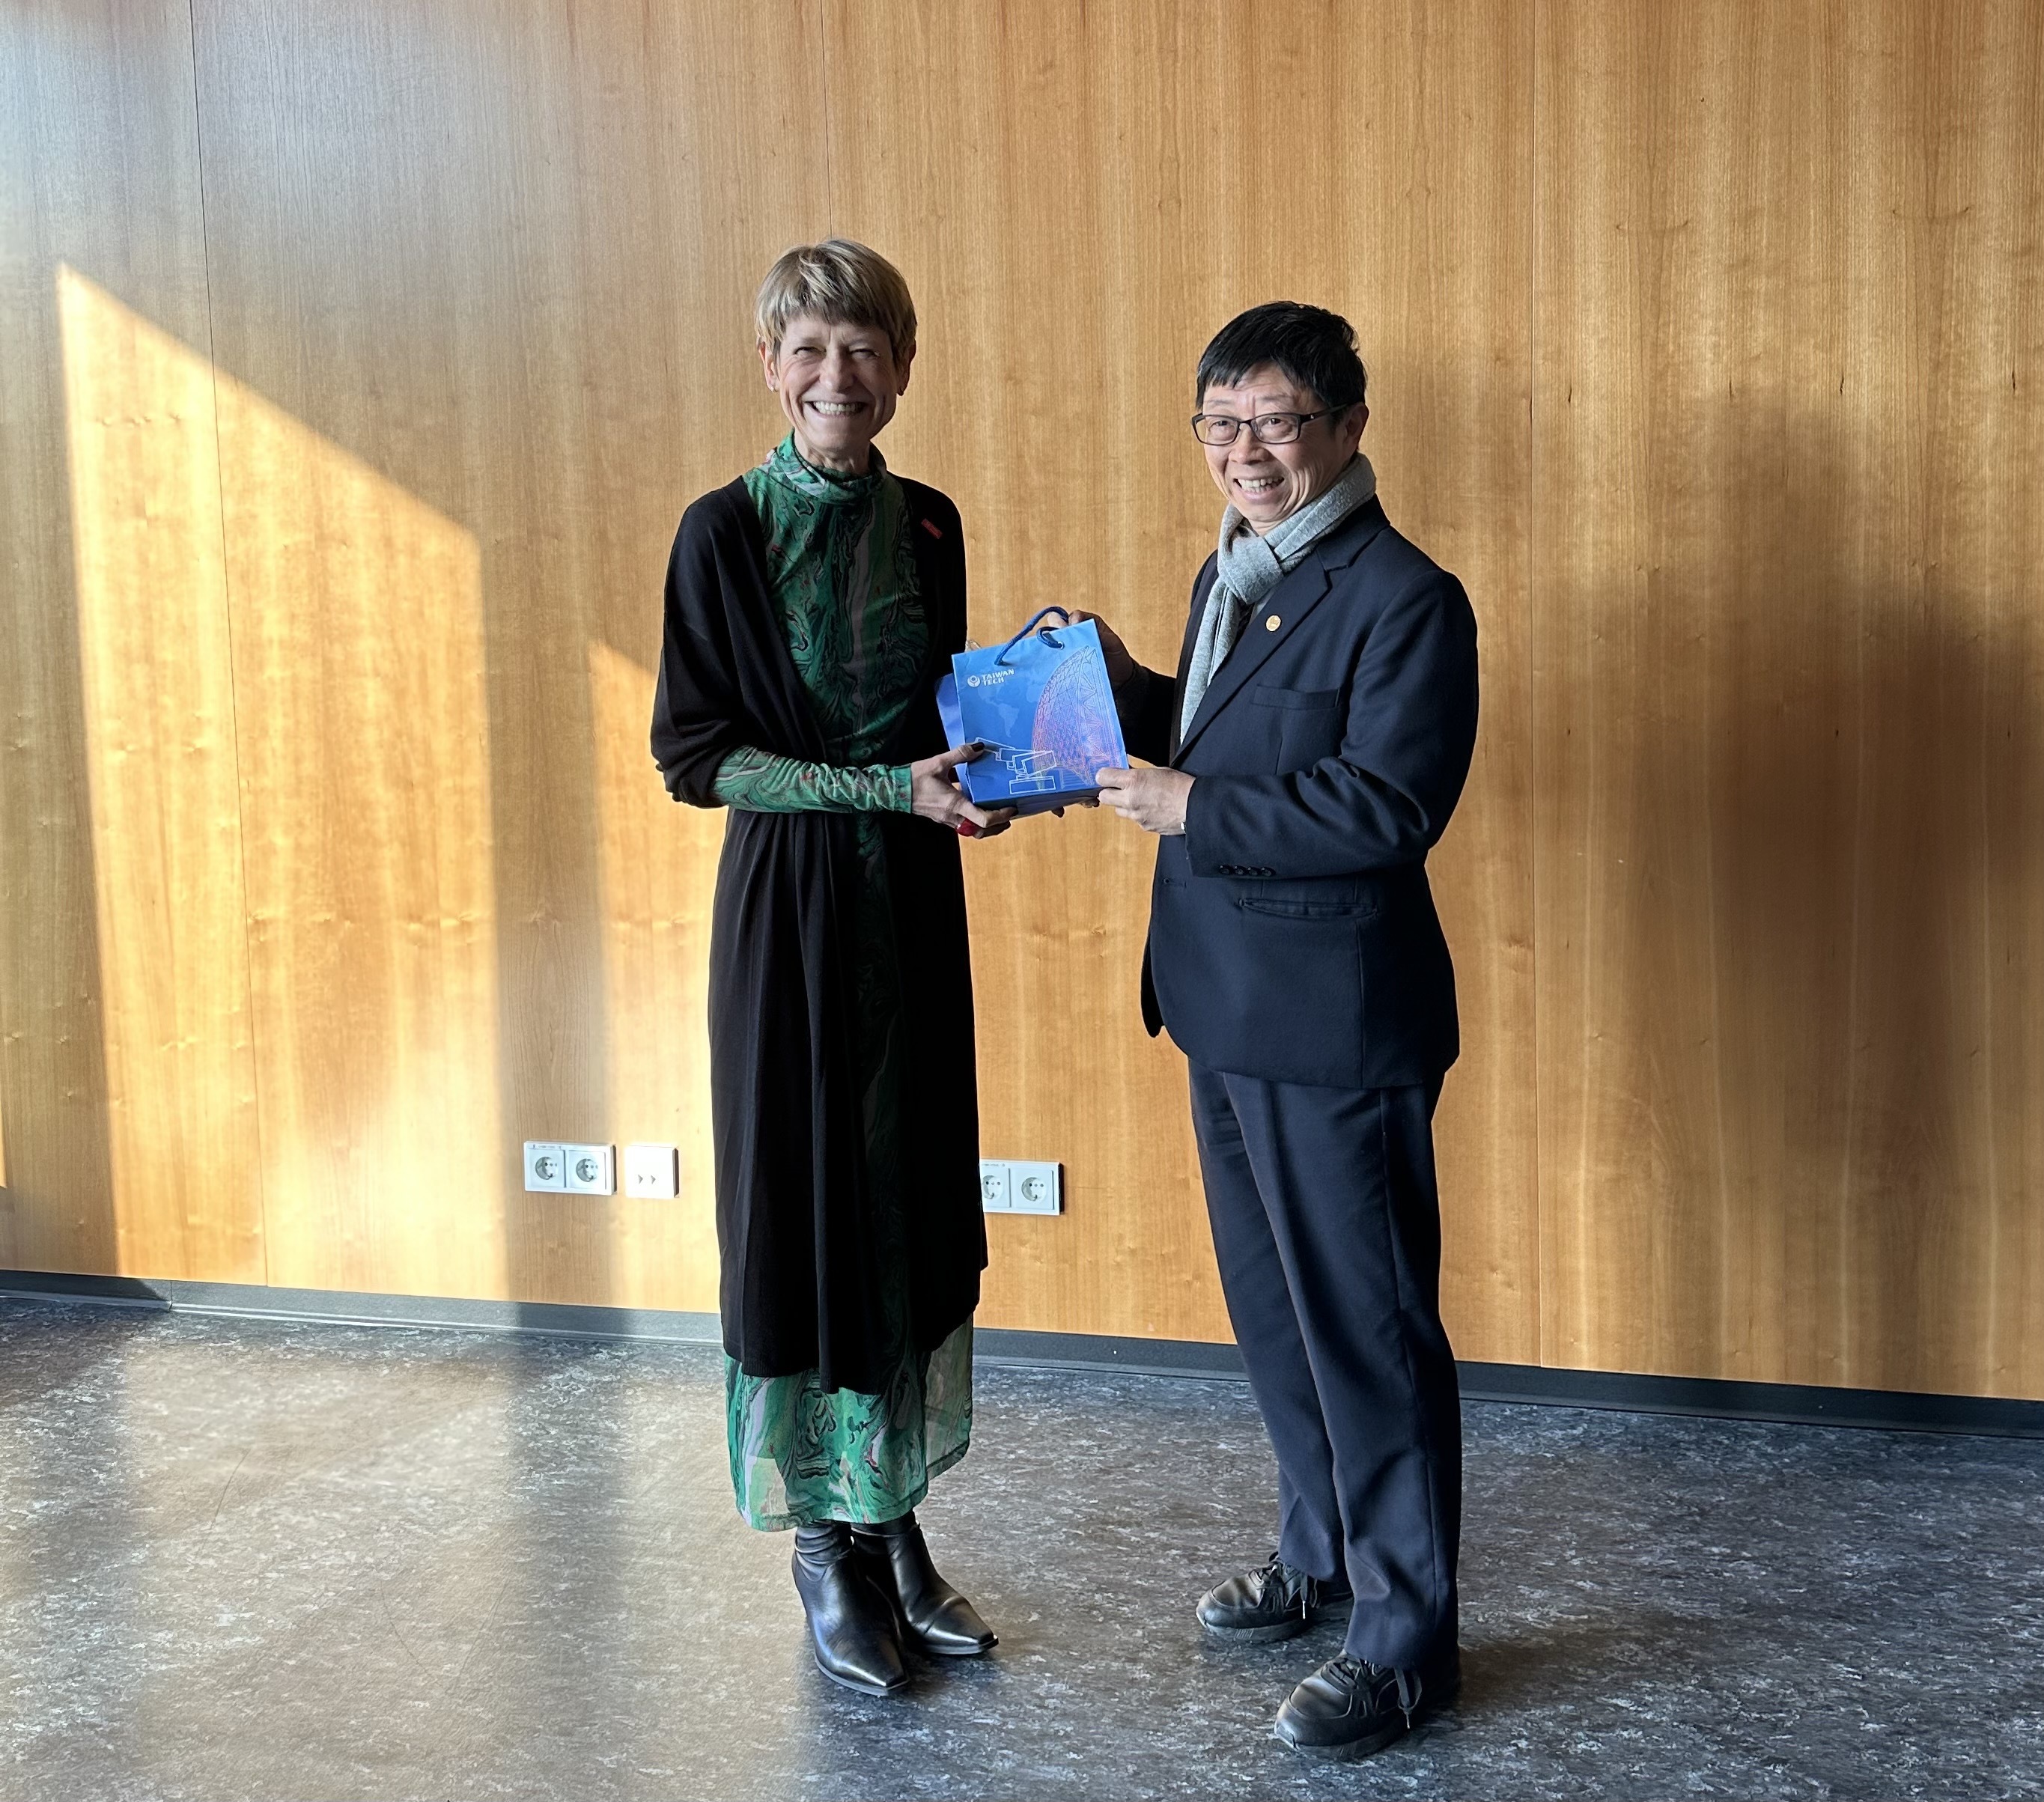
[1,1306,2040,1801]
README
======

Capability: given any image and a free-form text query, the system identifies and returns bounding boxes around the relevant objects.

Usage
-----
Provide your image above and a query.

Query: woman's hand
[910,745,1017,837]
[1068,610,1137,689]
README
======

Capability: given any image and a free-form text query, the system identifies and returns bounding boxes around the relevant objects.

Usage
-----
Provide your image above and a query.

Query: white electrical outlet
[624,1142,679,1199]
[1007,1160,1062,1216]
[980,1159,1062,1216]
[562,1142,615,1196]
[523,1142,567,1192]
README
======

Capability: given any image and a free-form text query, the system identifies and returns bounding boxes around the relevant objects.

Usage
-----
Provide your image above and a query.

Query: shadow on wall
[1546,404,2043,1395]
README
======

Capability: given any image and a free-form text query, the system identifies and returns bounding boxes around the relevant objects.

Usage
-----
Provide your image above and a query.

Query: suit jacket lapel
[1166,558,1217,759]
[1172,499,1390,764]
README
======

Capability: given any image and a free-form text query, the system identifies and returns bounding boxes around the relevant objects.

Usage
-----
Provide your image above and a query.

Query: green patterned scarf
[743,434,925,761]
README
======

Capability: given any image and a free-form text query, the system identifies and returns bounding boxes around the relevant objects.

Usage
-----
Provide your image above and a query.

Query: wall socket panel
[524,1142,615,1196]
[980,1159,1062,1216]
[523,1142,566,1192]
[563,1144,614,1195]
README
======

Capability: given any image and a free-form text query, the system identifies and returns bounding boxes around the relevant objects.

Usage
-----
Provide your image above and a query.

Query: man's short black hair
[1195,302,1367,413]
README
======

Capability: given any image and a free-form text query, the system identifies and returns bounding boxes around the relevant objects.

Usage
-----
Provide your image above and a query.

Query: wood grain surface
[1533,0,2044,1391]
[821,0,1539,1349]
[211,367,505,1298]
[3,0,2038,1397]
[1,2,262,1281]
[180,0,833,1304]
[58,270,265,1282]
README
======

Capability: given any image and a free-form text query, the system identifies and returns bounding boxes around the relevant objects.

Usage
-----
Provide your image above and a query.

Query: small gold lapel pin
[1265,615,1282,632]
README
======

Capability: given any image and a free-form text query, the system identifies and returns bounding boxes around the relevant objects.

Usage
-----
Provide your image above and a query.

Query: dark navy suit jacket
[1116,496,1478,1089]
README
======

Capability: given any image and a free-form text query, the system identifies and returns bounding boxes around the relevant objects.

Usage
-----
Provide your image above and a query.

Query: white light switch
[624,1142,679,1199]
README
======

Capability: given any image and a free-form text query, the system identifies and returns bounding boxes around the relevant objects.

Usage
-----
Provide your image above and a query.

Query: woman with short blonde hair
[652,239,1006,1697]
[753,237,919,367]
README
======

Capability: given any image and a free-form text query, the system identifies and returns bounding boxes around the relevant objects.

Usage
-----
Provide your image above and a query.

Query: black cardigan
[650,475,985,1394]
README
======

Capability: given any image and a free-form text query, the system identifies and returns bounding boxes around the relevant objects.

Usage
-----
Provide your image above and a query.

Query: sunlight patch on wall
[59,264,506,1297]
[58,264,264,1280]
[213,355,505,1298]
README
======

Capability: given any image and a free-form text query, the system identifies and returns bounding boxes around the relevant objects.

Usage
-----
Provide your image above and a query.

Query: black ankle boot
[851,1512,997,1657]
[792,1522,910,1696]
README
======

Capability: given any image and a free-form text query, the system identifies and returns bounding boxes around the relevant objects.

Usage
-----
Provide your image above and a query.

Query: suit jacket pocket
[1250,686,1344,770]
[1237,892,1378,921]
[1251,685,1342,710]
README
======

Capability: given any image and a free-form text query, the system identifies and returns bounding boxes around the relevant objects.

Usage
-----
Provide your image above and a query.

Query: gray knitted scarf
[1178,451,1377,740]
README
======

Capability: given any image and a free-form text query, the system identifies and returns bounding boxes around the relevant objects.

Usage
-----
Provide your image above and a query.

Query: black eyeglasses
[1190,410,1334,447]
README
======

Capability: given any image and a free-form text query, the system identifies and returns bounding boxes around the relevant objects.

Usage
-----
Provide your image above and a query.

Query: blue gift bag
[936,608,1129,816]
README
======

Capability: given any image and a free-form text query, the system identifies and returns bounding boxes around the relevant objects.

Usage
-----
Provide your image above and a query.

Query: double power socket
[980,1159,1062,1216]
[523,1142,678,1199]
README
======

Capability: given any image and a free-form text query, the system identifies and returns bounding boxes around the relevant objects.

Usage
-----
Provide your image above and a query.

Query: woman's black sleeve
[1116,663,1180,766]
[651,501,750,809]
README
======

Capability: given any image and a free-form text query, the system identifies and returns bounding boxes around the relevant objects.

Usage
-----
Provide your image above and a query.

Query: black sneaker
[1272,1651,1459,1759]
[1196,1556,1353,1643]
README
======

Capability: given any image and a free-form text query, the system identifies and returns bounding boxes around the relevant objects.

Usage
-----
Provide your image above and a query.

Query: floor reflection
[2,1303,2041,1801]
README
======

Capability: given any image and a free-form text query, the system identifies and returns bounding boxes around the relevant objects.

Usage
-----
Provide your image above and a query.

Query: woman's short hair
[755,239,918,362]
[1196,302,1366,413]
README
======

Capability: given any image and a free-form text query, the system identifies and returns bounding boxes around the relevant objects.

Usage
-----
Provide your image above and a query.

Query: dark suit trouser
[1189,1062,1461,1669]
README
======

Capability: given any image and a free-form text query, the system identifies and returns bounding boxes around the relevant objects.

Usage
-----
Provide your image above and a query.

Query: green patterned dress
[714,434,974,1531]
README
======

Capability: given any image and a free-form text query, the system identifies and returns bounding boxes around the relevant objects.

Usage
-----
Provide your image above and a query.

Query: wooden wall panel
[57,270,264,1282]
[184,0,833,1303]
[0,1,264,1280]
[1533,0,2044,1395]
[211,368,504,1297]
[824,0,1539,1354]
[8,0,2039,1399]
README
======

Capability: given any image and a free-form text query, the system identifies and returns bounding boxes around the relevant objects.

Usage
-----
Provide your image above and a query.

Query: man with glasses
[1083,302,1478,1762]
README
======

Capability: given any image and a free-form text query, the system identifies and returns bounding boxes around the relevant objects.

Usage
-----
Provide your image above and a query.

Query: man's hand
[1095,766,1192,835]
[1068,610,1137,689]
[911,745,1016,837]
